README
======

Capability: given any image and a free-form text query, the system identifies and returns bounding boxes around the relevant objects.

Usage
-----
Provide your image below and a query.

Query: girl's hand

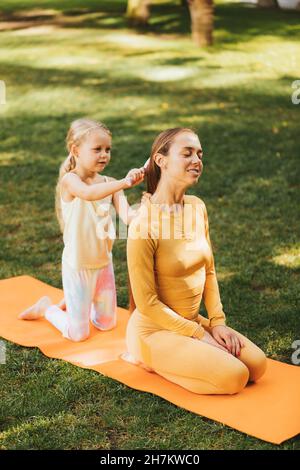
[199,330,230,353]
[141,191,152,205]
[124,168,145,188]
[211,325,245,357]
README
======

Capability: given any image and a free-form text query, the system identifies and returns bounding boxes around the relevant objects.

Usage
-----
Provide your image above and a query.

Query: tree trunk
[256,0,277,7]
[126,0,150,26]
[187,0,214,47]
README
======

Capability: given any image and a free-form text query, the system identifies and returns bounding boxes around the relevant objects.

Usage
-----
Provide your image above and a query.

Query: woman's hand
[211,325,245,357]
[141,191,152,205]
[199,330,230,353]
[124,168,145,188]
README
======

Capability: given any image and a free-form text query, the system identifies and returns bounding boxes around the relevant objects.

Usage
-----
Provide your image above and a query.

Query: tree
[126,0,151,25]
[187,0,214,47]
[126,0,214,47]
[256,0,278,7]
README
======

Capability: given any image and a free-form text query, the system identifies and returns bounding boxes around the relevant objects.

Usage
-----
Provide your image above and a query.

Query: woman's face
[162,131,203,186]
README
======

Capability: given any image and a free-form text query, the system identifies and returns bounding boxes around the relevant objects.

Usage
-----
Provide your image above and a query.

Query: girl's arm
[62,169,143,202]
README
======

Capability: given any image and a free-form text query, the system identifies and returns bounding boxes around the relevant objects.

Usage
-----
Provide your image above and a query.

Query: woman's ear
[153,152,167,169]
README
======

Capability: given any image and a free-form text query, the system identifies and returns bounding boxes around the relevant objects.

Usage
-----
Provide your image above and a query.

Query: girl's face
[75,129,112,172]
[161,131,203,185]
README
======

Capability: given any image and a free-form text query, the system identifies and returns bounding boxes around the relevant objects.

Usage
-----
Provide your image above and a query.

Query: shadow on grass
[0,1,299,46]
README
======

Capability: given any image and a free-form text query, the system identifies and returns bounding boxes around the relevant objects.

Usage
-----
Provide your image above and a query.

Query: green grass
[0,0,299,450]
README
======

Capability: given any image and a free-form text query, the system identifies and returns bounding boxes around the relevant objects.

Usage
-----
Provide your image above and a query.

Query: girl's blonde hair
[55,118,112,232]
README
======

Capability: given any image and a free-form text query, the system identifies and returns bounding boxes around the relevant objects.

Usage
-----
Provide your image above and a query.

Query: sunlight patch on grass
[82,77,106,86]
[265,333,295,359]
[138,65,199,82]
[16,8,60,18]
[5,87,93,112]
[215,269,236,281]
[0,151,21,165]
[272,248,300,269]
[3,85,157,120]
[12,25,58,36]
[101,32,168,50]
[56,11,107,26]
[40,55,100,68]
[245,41,300,76]
[193,70,258,88]
[98,17,123,26]
[207,39,300,77]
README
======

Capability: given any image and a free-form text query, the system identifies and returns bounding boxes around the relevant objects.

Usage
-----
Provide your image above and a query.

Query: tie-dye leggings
[44,259,117,341]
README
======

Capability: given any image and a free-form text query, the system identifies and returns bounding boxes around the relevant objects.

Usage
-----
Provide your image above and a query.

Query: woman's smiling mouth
[187,168,201,176]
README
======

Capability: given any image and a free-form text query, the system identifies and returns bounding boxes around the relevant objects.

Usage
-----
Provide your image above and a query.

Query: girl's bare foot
[18,296,52,320]
[57,298,66,311]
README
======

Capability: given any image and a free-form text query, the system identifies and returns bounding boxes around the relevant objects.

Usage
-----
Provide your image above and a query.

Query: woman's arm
[127,217,205,339]
[110,177,139,225]
[201,201,227,328]
[112,186,153,225]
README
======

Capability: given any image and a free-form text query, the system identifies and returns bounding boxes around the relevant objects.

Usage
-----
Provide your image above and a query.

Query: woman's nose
[192,154,202,165]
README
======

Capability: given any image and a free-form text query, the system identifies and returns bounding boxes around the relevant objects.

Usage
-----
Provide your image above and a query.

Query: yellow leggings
[125,308,267,395]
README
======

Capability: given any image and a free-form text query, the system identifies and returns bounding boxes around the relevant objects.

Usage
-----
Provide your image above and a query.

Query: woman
[122,127,267,395]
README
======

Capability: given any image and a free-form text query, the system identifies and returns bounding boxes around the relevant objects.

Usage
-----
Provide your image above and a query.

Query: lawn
[0,0,299,450]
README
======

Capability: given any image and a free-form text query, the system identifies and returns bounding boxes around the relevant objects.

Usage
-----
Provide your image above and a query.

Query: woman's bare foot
[18,296,52,320]
[120,352,154,372]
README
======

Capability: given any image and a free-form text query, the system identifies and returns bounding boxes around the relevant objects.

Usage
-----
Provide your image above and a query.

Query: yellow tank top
[61,175,116,270]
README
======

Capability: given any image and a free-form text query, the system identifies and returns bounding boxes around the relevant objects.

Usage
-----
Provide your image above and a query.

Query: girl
[19,118,145,342]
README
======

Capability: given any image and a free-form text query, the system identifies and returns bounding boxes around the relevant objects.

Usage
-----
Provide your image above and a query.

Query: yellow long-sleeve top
[127,194,226,340]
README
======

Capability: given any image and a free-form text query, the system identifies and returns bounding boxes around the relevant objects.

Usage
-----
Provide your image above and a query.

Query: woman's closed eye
[183,151,203,160]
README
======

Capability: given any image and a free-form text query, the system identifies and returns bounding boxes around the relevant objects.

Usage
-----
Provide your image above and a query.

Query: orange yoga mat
[0,275,299,445]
